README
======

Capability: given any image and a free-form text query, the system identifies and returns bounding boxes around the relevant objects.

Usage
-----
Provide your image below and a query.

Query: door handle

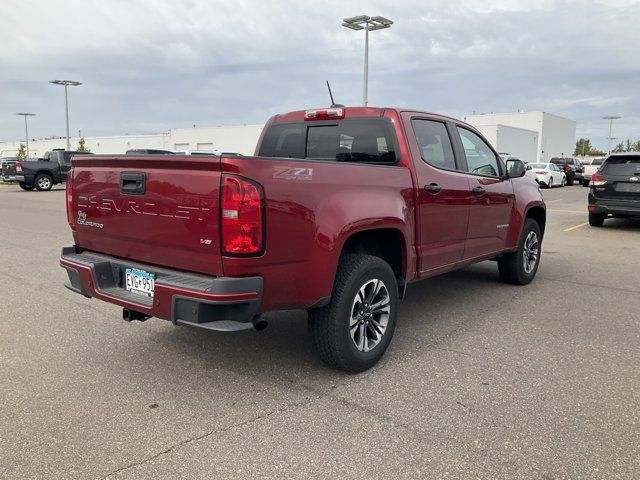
[472,186,486,195]
[424,184,443,193]
[120,172,146,195]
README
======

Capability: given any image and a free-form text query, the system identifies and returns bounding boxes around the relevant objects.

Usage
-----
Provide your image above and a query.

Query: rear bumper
[588,193,640,216]
[59,247,263,325]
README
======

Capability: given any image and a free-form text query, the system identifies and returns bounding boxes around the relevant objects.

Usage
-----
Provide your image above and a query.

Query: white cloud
[1,0,639,150]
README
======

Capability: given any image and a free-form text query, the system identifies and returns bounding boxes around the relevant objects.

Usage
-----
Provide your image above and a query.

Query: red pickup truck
[60,106,545,372]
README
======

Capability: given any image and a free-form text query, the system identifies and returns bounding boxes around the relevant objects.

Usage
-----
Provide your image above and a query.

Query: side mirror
[506,159,526,178]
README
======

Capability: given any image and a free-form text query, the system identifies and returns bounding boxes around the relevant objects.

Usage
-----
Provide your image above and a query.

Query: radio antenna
[326,81,344,108]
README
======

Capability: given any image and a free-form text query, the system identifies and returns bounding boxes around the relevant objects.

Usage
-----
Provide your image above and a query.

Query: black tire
[566,174,574,186]
[548,177,554,188]
[589,212,605,227]
[308,254,398,372]
[34,174,53,191]
[582,180,590,187]
[498,218,542,285]
[19,182,35,191]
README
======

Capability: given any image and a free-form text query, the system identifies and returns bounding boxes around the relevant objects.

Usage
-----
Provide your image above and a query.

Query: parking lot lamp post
[50,80,82,151]
[16,113,35,160]
[603,116,621,155]
[342,15,393,107]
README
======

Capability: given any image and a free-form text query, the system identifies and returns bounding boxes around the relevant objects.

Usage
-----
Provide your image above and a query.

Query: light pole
[603,116,621,155]
[50,79,82,150]
[16,113,36,160]
[342,15,393,106]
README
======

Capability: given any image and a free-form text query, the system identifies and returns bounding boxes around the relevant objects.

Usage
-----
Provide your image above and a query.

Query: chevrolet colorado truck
[14,149,92,191]
[60,107,545,372]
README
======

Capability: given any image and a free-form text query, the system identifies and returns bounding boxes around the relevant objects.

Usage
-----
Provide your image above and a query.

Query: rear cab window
[258,118,398,165]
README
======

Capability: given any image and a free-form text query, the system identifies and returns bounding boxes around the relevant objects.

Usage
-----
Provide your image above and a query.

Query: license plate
[125,268,155,297]
[614,183,640,193]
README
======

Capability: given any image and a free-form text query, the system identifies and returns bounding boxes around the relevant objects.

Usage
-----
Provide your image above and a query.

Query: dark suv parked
[550,157,583,186]
[588,153,640,226]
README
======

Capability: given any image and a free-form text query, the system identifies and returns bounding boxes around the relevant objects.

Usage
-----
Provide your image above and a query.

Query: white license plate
[125,268,155,297]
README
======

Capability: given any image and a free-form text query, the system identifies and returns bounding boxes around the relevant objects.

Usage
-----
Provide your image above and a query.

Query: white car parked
[526,162,566,188]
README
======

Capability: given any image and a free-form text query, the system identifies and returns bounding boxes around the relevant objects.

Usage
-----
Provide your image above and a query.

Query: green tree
[613,142,625,153]
[625,139,632,152]
[16,144,26,161]
[76,137,91,152]
[633,140,640,152]
[574,138,593,156]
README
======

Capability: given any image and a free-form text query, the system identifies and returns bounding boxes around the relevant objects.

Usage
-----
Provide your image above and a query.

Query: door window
[456,127,501,177]
[411,120,456,170]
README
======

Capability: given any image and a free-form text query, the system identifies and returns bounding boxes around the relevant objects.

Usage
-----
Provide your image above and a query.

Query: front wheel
[308,254,398,372]
[582,180,590,187]
[498,218,542,285]
[19,182,35,191]
[34,174,53,191]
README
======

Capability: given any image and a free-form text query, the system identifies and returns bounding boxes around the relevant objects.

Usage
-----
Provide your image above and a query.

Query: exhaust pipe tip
[253,316,268,331]
[123,308,151,323]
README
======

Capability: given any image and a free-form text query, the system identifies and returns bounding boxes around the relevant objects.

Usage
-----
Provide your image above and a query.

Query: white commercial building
[0,124,265,159]
[463,111,576,163]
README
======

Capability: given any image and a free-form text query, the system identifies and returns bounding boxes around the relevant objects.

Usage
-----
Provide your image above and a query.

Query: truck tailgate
[71,155,223,276]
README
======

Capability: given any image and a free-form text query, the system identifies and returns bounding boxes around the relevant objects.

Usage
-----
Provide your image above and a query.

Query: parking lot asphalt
[1,182,639,479]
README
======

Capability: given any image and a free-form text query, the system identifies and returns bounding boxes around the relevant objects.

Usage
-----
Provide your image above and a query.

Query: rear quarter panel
[220,156,415,311]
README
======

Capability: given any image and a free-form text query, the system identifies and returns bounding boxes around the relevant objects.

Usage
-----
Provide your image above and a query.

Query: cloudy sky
[1,0,639,150]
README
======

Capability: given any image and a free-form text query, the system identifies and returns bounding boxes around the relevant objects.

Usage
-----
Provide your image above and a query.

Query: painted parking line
[548,209,587,214]
[564,222,589,232]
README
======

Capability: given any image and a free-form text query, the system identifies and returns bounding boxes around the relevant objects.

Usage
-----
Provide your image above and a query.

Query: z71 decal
[273,166,313,181]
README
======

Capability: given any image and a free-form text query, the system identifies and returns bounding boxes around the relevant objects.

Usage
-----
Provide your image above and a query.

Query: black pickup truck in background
[13,149,93,191]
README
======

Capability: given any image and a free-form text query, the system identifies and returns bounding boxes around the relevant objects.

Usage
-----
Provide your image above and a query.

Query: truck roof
[272,106,462,124]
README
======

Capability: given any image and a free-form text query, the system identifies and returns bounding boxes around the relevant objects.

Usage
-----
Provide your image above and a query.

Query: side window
[258,124,305,158]
[411,119,456,170]
[456,127,501,177]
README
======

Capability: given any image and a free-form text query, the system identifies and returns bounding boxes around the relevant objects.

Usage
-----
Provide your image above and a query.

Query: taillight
[591,172,607,186]
[66,169,75,228]
[15,162,22,173]
[304,108,345,120]
[535,170,546,174]
[221,175,265,255]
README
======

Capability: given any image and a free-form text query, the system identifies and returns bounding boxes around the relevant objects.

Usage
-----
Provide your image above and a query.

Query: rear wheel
[34,174,53,191]
[589,212,605,227]
[561,176,566,187]
[548,177,554,188]
[19,182,35,191]
[566,174,574,186]
[582,180,590,187]
[498,218,541,285]
[308,254,398,372]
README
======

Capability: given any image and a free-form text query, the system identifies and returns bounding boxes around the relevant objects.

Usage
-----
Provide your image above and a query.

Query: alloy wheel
[523,231,539,274]
[349,279,391,352]
[38,177,51,189]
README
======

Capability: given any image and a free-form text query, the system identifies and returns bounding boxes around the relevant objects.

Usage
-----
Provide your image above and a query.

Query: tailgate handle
[120,172,146,195]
